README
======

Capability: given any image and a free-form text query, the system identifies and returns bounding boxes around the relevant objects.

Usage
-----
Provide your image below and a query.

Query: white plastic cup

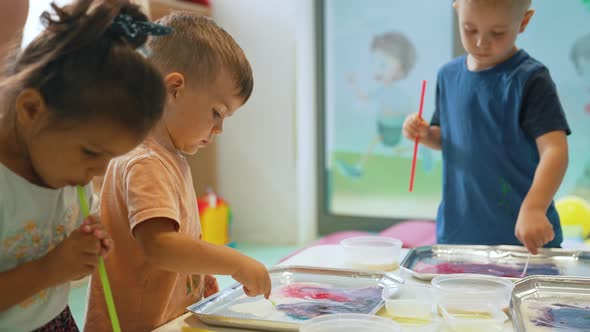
[431,274,514,309]
[383,284,433,320]
[340,236,403,271]
[439,301,508,332]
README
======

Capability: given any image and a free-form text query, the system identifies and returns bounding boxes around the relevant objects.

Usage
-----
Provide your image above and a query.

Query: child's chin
[182,146,201,156]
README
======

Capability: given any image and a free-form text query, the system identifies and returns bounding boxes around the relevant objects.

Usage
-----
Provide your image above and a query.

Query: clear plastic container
[439,301,508,332]
[300,314,400,332]
[431,274,514,309]
[398,319,441,332]
[340,236,402,271]
[383,284,433,320]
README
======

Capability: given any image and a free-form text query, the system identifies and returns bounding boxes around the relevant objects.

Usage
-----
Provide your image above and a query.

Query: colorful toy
[556,196,590,238]
[197,189,232,246]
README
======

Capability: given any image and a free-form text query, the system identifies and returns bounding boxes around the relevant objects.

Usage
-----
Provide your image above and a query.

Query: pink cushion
[279,221,436,263]
[279,231,370,262]
[312,231,371,245]
[379,220,436,248]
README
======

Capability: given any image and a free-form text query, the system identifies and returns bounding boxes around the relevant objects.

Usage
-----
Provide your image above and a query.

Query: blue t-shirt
[430,50,570,246]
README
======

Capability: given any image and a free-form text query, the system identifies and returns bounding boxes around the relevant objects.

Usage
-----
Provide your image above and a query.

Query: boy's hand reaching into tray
[515,207,555,255]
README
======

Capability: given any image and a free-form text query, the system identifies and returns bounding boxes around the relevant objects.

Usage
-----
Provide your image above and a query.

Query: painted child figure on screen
[337,31,433,178]
[403,0,570,254]
[84,12,272,332]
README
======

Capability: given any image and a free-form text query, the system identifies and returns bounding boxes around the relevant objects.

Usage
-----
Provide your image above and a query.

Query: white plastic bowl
[340,236,402,271]
[439,301,508,332]
[431,274,514,309]
[383,284,433,320]
[300,313,400,332]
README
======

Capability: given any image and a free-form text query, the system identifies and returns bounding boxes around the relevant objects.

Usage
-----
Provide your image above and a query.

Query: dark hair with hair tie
[1,0,171,136]
[109,13,174,41]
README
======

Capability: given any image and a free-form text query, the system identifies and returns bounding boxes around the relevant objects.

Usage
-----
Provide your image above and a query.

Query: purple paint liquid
[276,300,382,320]
[277,283,382,302]
[414,262,559,277]
[273,283,383,320]
[531,303,590,330]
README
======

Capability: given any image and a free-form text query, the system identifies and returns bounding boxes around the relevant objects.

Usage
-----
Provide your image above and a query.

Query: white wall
[22,0,151,47]
[212,0,317,245]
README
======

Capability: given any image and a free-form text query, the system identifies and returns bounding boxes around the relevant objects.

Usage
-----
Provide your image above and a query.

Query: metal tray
[186,266,404,331]
[510,276,590,332]
[400,245,590,281]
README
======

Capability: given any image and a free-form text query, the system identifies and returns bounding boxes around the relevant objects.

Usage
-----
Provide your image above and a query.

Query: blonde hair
[147,12,253,102]
[459,0,531,14]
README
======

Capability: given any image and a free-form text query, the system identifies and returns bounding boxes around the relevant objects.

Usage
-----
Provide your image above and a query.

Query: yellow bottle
[197,190,231,245]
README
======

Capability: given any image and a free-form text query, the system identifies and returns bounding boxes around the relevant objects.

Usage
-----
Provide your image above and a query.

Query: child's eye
[82,148,99,157]
[492,31,506,37]
[463,25,476,34]
[213,109,221,119]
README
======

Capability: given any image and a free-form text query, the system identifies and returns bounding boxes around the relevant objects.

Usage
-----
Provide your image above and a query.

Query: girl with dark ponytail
[0,1,171,330]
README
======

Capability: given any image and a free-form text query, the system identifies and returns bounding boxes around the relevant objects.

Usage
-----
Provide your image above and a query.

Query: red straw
[409,80,427,192]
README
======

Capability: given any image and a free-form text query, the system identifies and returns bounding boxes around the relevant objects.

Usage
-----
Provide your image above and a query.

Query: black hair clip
[110,13,174,40]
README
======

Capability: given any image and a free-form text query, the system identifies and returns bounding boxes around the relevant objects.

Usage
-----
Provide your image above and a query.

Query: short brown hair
[147,12,253,102]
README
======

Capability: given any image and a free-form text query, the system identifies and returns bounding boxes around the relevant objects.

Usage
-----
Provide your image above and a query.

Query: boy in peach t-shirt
[85,13,271,332]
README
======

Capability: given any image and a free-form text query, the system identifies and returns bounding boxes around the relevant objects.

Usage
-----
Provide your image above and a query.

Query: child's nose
[212,121,224,135]
[476,35,489,48]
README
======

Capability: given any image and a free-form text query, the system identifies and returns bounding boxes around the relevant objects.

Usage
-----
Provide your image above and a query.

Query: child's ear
[15,89,47,129]
[164,72,186,98]
[519,9,535,33]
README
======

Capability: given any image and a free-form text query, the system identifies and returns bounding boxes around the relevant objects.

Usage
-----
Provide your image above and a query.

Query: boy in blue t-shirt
[403,0,570,254]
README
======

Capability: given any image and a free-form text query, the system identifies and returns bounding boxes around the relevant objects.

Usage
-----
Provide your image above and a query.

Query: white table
[153,245,514,331]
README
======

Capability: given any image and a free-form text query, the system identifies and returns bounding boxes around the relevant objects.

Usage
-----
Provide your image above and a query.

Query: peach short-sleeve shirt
[85,137,203,332]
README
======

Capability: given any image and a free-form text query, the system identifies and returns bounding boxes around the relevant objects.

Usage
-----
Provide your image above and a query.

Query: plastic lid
[300,314,400,332]
[431,274,514,295]
[340,236,402,248]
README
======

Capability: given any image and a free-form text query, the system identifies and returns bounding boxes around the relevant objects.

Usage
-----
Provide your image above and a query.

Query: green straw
[77,186,121,332]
